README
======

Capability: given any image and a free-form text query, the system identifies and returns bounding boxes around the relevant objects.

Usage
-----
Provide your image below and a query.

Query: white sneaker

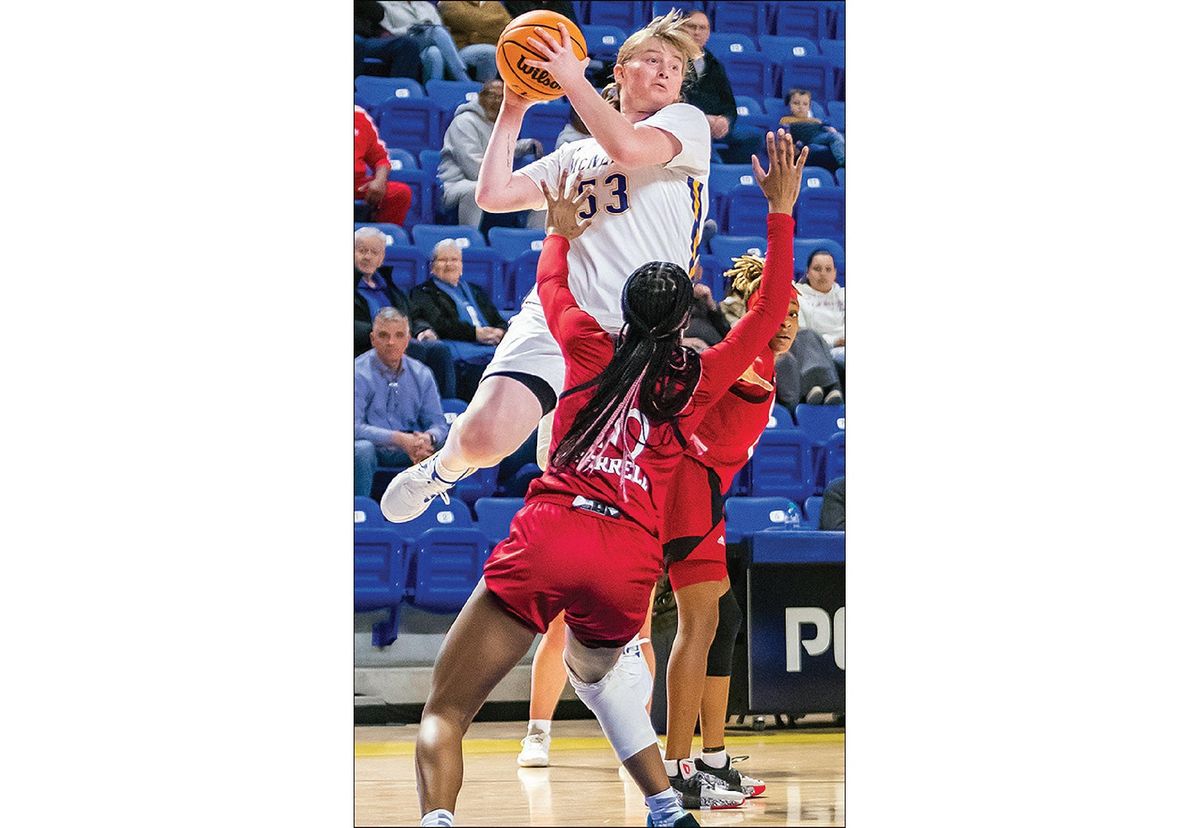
[517,731,550,767]
[379,451,474,523]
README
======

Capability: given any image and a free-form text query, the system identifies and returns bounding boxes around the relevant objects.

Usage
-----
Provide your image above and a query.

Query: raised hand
[524,23,588,91]
[751,129,808,215]
[541,168,595,241]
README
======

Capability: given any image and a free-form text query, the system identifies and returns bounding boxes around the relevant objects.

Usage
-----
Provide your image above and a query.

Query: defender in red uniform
[659,256,803,801]
[412,132,804,828]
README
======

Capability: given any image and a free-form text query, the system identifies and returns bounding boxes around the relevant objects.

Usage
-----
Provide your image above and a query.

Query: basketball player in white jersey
[381,10,711,522]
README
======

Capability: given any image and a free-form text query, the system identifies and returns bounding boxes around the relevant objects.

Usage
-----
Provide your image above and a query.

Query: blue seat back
[355,76,425,107]
[825,99,845,131]
[519,100,571,152]
[771,2,827,39]
[778,58,835,106]
[411,224,487,257]
[747,430,817,501]
[385,167,435,225]
[720,52,775,97]
[709,234,767,266]
[734,95,765,117]
[586,1,646,28]
[820,430,845,488]
[793,403,845,445]
[768,403,795,429]
[694,254,726,302]
[353,527,409,610]
[758,35,820,64]
[724,184,769,235]
[412,527,493,612]
[376,98,443,153]
[450,465,500,507]
[488,228,546,262]
[835,166,845,187]
[386,146,418,171]
[380,247,424,291]
[724,496,802,544]
[419,148,441,171]
[390,496,474,543]
[474,497,524,544]
[712,1,769,35]
[802,495,824,528]
[819,38,845,65]
[354,496,385,527]
[510,248,541,307]
[455,247,508,309]
[707,33,758,58]
[425,79,482,118]
[801,167,837,191]
[579,24,627,60]
[795,187,845,241]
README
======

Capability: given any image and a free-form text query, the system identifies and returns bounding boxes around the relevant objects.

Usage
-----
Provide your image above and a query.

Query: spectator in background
[376,1,476,82]
[501,1,579,25]
[797,248,845,377]
[820,476,845,530]
[780,88,846,167]
[775,329,843,407]
[437,1,511,81]
[355,0,425,79]
[354,227,458,398]
[439,79,543,228]
[681,263,730,352]
[680,9,761,164]
[354,307,451,497]
[410,239,510,398]
[355,106,413,227]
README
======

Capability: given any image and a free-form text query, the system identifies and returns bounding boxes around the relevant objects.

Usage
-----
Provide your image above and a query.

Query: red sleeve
[357,109,389,172]
[536,234,613,384]
[690,213,794,411]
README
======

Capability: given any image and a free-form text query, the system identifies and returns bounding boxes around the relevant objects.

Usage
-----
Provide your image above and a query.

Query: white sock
[433,455,472,480]
[646,788,686,826]
[528,719,552,736]
[420,809,454,827]
[701,747,728,768]
[663,758,680,776]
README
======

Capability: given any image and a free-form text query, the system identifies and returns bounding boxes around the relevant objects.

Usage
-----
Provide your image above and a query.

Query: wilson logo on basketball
[515,54,561,90]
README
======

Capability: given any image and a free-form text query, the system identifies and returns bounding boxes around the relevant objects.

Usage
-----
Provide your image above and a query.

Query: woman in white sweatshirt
[796,247,845,372]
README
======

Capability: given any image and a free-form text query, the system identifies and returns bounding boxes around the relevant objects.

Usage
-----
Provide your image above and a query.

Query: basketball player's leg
[445,375,545,470]
[664,576,729,760]
[518,611,567,766]
[415,580,537,819]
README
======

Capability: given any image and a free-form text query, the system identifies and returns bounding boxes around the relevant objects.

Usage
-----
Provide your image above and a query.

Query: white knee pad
[567,661,657,762]
[536,411,554,471]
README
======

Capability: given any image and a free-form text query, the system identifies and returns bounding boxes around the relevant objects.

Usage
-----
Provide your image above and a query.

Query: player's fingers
[525,35,551,57]
[796,145,809,172]
[765,130,777,170]
[750,153,765,183]
[534,27,560,52]
[557,167,570,194]
[578,217,594,234]
[557,22,570,47]
[540,181,554,204]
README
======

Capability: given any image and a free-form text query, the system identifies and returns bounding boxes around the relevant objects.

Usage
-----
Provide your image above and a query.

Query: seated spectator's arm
[410,285,477,341]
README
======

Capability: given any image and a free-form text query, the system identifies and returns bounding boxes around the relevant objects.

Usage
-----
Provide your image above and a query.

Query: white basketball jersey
[515,102,711,332]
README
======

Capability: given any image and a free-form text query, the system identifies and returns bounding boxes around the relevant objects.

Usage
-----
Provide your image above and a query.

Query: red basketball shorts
[661,456,729,591]
[483,498,663,648]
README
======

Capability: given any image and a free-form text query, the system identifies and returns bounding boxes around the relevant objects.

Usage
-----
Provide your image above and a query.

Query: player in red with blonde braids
[412,131,803,828]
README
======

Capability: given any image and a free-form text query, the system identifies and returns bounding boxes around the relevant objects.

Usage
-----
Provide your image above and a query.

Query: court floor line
[356,731,844,757]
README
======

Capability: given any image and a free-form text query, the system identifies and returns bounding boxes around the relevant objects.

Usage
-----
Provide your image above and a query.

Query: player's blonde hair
[607,9,701,107]
[725,254,767,299]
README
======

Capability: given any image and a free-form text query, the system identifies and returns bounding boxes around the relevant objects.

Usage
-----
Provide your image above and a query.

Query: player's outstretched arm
[542,169,595,241]
[476,85,548,212]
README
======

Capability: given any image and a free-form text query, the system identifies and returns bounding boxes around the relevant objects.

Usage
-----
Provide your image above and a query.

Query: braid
[724,253,766,300]
[552,262,701,496]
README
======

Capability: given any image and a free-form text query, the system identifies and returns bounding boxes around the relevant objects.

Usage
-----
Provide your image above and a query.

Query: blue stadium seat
[441,398,468,427]
[411,527,494,613]
[384,167,435,226]
[649,1,685,18]
[474,497,524,544]
[820,430,845,489]
[708,163,755,224]
[488,227,545,262]
[457,248,509,311]
[795,187,845,242]
[825,100,845,131]
[771,2,827,39]
[580,24,627,61]
[519,100,571,153]
[802,495,824,528]
[354,496,385,527]
[723,183,769,235]
[353,526,409,646]
[793,403,844,446]
[778,56,836,105]
[835,166,845,187]
[830,1,846,39]
[710,1,769,36]
[376,98,443,153]
[510,248,541,307]
[387,147,418,171]
[793,237,845,279]
[800,166,837,190]
[819,38,845,65]
[749,528,844,564]
[380,247,425,291]
[355,76,426,108]
[733,95,764,117]
[747,430,818,501]
[726,464,750,497]
[354,222,410,248]
[425,79,482,115]
[706,32,758,58]
[445,464,499,507]
[719,52,775,98]
[389,496,474,542]
[694,254,725,302]
[411,224,486,257]
[768,402,796,429]
[758,35,820,63]
[709,234,766,265]
[585,1,647,29]
[724,496,802,544]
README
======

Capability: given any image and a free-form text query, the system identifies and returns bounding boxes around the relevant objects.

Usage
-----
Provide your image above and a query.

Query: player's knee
[451,409,507,467]
[706,589,742,678]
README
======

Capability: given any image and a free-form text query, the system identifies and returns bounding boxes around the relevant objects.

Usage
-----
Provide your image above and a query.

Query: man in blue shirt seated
[409,239,508,399]
[354,227,458,399]
[354,307,450,497]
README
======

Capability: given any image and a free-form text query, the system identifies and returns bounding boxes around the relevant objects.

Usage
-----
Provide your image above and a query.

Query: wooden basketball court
[355,719,845,826]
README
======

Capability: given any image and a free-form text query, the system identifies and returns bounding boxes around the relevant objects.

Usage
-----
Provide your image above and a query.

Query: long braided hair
[551,262,701,496]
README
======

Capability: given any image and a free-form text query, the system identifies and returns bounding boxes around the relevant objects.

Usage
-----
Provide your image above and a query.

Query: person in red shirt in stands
[407,132,805,827]
[354,105,413,226]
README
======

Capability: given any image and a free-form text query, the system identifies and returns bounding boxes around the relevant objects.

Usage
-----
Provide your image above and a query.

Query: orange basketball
[495,10,589,103]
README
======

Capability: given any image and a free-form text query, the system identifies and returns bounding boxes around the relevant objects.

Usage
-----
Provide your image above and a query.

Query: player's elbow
[474,180,500,211]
